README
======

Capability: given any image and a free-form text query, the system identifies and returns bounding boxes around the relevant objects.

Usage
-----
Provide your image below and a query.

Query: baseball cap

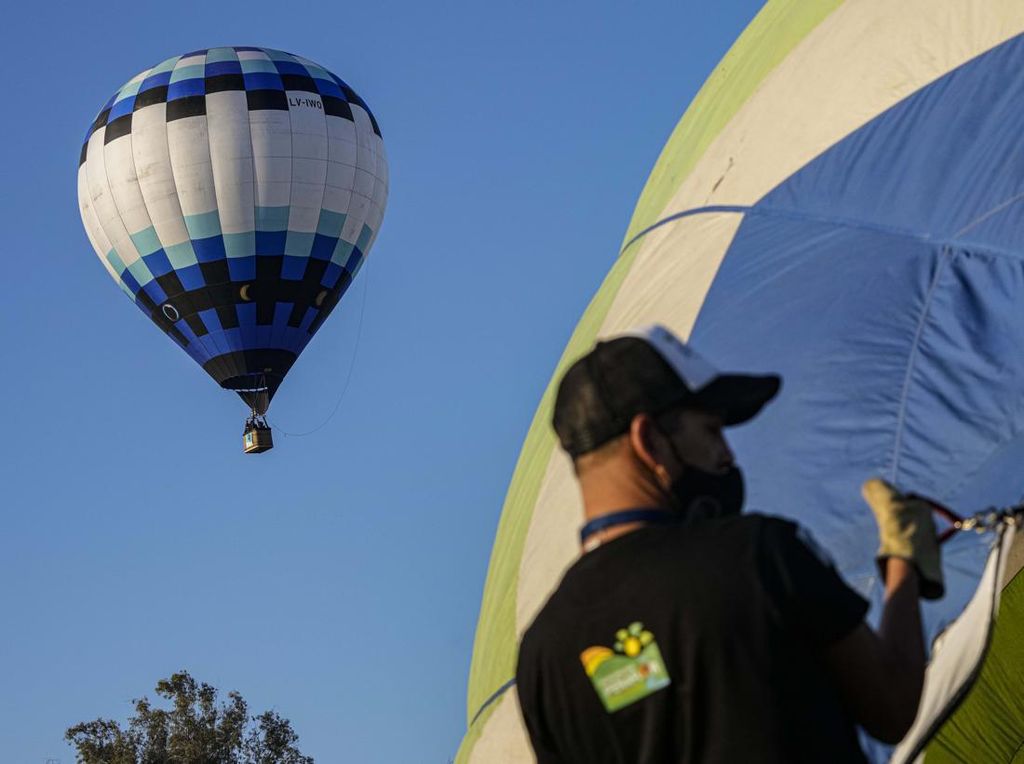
[552,324,781,458]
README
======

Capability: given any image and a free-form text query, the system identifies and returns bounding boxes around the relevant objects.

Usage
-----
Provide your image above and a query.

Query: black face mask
[652,421,745,520]
[667,464,745,520]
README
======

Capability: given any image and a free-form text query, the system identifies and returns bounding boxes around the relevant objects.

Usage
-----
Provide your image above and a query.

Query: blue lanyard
[579,508,675,545]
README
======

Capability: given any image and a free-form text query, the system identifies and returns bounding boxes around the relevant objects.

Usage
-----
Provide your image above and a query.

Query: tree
[65,671,314,764]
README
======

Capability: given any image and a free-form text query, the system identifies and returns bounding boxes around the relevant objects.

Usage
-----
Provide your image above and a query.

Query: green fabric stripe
[165,241,198,269]
[461,0,845,754]
[240,58,278,74]
[126,258,154,288]
[148,56,181,76]
[256,205,290,231]
[355,223,374,253]
[130,226,162,257]
[621,0,843,250]
[170,64,205,83]
[184,211,223,240]
[316,209,346,238]
[284,231,315,258]
[205,47,238,64]
[116,79,144,101]
[923,562,1024,762]
[224,232,254,259]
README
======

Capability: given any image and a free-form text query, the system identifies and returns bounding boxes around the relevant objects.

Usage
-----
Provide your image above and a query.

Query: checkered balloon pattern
[78,47,388,413]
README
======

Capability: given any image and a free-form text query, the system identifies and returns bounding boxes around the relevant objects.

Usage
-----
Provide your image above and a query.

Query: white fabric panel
[285,93,328,233]
[174,53,206,70]
[85,130,142,267]
[891,525,1018,764]
[166,115,218,218]
[650,0,1024,224]
[352,167,375,200]
[131,104,191,247]
[467,693,535,764]
[251,110,292,211]
[206,90,256,235]
[77,163,120,282]
[326,116,358,168]
[323,114,359,231]
[104,135,152,238]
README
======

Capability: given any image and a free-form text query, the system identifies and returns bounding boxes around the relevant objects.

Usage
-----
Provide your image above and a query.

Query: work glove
[861,478,944,600]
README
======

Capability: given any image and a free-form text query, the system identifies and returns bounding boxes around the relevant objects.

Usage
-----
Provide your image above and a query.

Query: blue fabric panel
[199,309,222,333]
[119,269,141,296]
[227,256,256,282]
[176,321,198,346]
[272,302,293,331]
[192,235,227,263]
[141,281,167,306]
[139,70,173,92]
[282,326,312,354]
[310,233,339,261]
[167,78,205,100]
[255,231,286,256]
[281,256,307,280]
[344,249,363,275]
[236,303,258,347]
[761,33,1024,252]
[321,262,343,288]
[299,307,318,333]
[243,72,284,91]
[143,250,174,278]
[108,97,136,120]
[210,327,244,355]
[176,264,205,291]
[206,60,243,76]
[273,60,311,76]
[690,213,993,640]
[315,78,343,98]
[255,323,273,348]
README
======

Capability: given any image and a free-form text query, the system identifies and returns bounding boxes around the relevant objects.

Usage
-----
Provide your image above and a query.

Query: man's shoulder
[742,513,838,567]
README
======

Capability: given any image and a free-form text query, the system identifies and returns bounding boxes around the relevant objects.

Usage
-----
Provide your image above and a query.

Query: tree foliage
[65,671,314,764]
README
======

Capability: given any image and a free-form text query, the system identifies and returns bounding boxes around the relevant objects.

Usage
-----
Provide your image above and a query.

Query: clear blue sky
[1,2,762,761]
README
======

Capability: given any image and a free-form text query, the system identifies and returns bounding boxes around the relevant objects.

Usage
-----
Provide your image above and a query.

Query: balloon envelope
[459,3,1024,761]
[78,47,388,413]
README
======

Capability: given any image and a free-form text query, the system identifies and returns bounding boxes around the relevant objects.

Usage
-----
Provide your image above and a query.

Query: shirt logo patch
[580,621,671,713]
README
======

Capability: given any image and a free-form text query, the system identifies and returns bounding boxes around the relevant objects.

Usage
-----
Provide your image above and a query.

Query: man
[515,324,943,763]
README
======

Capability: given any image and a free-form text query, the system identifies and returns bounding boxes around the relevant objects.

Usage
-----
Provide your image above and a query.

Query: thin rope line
[469,677,516,727]
[268,258,371,437]
[889,246,951,483]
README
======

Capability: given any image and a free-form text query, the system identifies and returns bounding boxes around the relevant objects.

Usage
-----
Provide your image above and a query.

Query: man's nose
[718,439,735,470]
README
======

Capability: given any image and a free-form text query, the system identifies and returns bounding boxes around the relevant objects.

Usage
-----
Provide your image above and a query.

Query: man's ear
[628,413,668,481]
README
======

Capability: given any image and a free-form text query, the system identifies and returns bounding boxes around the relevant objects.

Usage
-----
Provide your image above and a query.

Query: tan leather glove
[861,478,944,600]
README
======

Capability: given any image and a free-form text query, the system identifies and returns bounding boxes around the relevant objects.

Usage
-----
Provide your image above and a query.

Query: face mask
[651,421,745,520]
[667,464,745,520]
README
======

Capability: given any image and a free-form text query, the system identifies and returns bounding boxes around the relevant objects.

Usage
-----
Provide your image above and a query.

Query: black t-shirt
[516,513,869,764]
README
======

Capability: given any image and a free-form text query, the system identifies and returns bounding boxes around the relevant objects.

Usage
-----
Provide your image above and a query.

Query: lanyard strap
[579,508,675,545]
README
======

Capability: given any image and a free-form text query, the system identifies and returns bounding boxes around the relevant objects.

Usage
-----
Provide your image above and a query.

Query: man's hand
[862,478,944,600]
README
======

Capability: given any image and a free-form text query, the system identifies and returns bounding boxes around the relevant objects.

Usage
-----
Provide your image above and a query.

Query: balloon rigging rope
[268,260,371,438]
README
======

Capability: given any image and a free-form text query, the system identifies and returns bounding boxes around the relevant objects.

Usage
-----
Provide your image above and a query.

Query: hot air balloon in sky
[78,46,388,452]
[459,3,1024,761]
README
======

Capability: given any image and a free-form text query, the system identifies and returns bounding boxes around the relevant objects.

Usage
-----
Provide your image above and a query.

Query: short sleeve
[756,517,869,648]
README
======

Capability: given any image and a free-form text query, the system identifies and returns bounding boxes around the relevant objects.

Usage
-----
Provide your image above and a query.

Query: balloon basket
[243,417,273,454]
